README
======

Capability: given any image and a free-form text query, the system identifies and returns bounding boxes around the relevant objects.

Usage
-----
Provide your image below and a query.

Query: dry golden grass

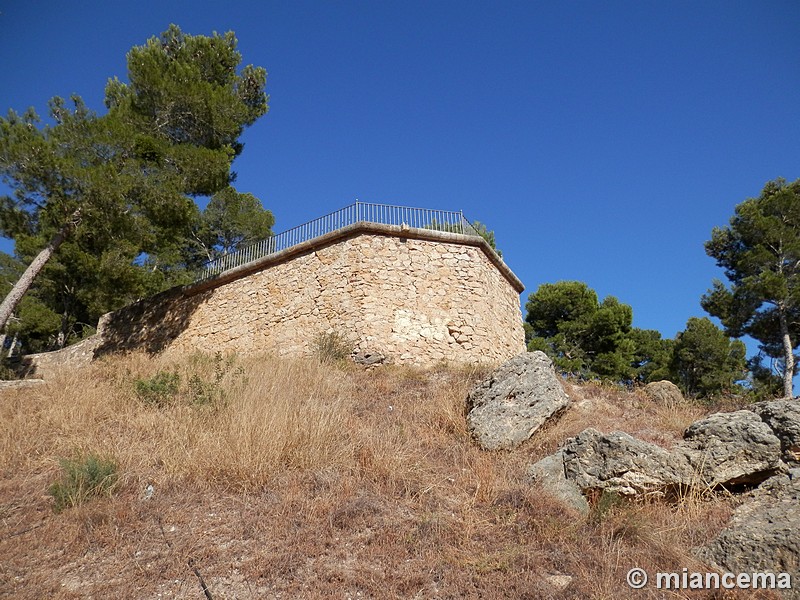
[0,353,779,599]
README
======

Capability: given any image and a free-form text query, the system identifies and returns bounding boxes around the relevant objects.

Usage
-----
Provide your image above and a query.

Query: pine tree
[0,25,269,343]
[702,178,800,398]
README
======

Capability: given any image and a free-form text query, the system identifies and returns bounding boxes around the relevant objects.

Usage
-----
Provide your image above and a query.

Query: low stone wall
[27,224,526,373]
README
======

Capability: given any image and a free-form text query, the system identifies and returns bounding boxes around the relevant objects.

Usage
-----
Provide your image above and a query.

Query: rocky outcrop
[643,380,684,405]
[748,400,800,465]
[681,410,785,488]
[540,403,793,503]
[700,474,800,598]
[561,429,694,498]
[466,352,569,450]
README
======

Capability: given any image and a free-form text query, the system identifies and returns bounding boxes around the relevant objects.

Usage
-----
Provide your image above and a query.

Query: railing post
[356,200,361,223]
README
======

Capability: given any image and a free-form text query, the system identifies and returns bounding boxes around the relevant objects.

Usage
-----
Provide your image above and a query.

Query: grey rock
[466,352,569,450]
[528,450,589,514]
[643,380,685,406]
[699,476,800,598]
[561,428,694,498]
[748,400,800,465]
[559,411,788,500]
[352,350,386,366]
[680,410,786,488]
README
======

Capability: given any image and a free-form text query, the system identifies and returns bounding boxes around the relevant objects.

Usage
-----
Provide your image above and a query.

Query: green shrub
[186,351,242,405]
[48,454,118,513]
[134,371,180,406]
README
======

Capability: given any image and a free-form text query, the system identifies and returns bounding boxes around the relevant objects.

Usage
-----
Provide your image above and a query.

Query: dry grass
[0,353,778,599]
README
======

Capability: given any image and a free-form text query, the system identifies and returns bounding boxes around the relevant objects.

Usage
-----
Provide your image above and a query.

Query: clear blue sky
[1,1,799,352]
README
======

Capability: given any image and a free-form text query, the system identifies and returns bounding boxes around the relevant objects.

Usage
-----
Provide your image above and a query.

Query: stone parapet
[26,225,526,372]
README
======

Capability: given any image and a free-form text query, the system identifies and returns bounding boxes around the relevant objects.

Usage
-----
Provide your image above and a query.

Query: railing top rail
[197,201,482,281]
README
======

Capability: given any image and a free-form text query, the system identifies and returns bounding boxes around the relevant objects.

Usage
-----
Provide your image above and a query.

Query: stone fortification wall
[41,224,526,370]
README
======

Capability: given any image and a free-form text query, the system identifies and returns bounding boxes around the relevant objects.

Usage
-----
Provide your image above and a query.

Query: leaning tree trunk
[778,308,795,399]
[0,210,80,335]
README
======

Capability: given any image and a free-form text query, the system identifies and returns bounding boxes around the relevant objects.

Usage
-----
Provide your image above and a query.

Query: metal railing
[198,201,480,281]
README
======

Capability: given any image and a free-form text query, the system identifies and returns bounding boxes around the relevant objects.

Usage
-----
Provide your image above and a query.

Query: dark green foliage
[747,354,784,401]
[194,186,275,261]
[629,328,673,383]
[105,24,267,155]
[702,178,800,397]
[524,281,641,381]
[589,490,626,524]
[48,454,118,513]
[525,282,745,398]
[669,317,747,399]
[134,371,180,406]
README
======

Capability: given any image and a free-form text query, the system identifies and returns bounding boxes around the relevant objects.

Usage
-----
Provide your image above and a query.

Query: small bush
[312,331,352,364]
[134,370,180,406]
[589,489,626,524]
[48,454,118,513]
[186,352,243,405]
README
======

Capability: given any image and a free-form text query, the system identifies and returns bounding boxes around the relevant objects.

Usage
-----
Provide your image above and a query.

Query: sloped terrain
[0,353,779,599]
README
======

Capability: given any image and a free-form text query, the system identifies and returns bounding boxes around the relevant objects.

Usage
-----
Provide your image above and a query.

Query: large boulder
[680,410,785,488]
[466,352,569,450]
[643,380,684,406]
[748,400,800,465]
[561,428,695,498]
[699,475,800,598]
[556,410,787,500]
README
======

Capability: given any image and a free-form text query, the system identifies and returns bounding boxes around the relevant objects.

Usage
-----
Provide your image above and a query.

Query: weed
[312,330,352,364]
[186,351,243,406]
[48,454,118,513]
[589,489,626,524]
[134,370,180,406]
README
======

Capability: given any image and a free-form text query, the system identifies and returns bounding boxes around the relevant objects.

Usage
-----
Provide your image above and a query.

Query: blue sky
[1,1,799,352]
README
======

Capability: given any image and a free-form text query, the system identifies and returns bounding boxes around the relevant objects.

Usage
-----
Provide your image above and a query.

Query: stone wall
[30,224,526,373]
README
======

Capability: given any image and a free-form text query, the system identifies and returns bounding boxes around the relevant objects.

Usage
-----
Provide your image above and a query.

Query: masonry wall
[89,226,526,367]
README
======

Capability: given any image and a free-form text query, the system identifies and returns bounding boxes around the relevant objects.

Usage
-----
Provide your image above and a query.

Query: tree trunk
[6,332,17,358]
[779,308,795,399]
[0,209,80,334]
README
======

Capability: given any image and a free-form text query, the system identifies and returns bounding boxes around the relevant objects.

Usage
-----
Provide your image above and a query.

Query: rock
[528,450,589,514]
[699,476,800,598]
[558,411,787,500]
[466,352,569,450]
[542,572,573,591]
[351,350,386,366]
[0,379,46,391]
[643,380,684,405]
[680,410,786,488]
[748,400,800,465]
[561,428,694,498]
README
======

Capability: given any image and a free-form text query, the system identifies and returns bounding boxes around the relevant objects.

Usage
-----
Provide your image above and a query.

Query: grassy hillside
[0,353,777,598]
